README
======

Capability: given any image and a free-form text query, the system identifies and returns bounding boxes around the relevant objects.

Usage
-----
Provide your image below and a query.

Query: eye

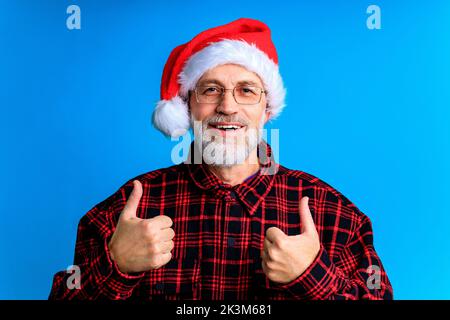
[238,86,257,95]
[201,86,221,95]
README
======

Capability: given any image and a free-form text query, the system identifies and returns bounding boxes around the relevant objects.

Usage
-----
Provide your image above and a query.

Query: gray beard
[190,114,265,167]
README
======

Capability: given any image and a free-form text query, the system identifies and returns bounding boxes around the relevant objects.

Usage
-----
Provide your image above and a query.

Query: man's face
[189,64,270,167]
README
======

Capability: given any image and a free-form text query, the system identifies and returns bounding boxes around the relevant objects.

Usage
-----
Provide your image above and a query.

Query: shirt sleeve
[48,182,146,300]
[273,214,394,300]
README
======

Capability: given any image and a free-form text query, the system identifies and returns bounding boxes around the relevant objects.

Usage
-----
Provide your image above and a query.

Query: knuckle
[163,215,173,226]
[164,252,172,263]
[150,254,166,269]
[146,230,159,242]
[273,237,284,248]
[267,247,275,258]
[148,242,160,254]
[265,260,276,270]
[142,219,154,231]
[153,254,170,269]
[146,219,157,229]
[149,257,159,269]
[155,215,173,227]
[154,254,163,265]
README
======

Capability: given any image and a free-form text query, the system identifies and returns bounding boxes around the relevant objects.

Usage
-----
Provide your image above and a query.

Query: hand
[261,196,320,284]
[108,180,175,274]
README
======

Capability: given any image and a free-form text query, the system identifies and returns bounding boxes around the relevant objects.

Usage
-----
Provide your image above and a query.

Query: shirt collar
[183,140,279,215]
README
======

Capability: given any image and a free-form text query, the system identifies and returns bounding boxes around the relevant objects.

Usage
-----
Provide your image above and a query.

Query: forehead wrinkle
[197,79,225,86]
[197,78,262,87]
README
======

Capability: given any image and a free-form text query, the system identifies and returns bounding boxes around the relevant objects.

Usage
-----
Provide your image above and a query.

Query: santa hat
[152,18,286,137]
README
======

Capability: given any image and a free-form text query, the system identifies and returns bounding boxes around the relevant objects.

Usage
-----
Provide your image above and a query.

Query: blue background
[1,0,449,299]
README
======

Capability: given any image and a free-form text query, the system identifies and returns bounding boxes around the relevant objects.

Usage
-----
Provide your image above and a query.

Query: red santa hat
[152,18,286,137]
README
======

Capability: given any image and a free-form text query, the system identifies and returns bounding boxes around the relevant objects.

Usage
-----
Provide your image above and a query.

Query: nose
[216,89,238,115]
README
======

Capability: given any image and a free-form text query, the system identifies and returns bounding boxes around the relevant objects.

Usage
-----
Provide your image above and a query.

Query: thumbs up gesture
[261,197,320,284]
[108,180,175,274]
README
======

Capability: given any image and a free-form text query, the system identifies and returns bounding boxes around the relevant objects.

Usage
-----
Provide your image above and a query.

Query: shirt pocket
[149,257,200,300]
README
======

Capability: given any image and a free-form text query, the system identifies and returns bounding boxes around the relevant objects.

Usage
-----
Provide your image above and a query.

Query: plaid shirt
[49,142,393,300]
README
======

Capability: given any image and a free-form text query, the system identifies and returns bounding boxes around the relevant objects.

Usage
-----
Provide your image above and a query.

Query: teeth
[215,125,241,129]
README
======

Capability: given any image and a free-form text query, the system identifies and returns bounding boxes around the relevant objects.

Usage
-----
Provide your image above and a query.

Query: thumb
[121,180,143,219]
[299,196,316,234]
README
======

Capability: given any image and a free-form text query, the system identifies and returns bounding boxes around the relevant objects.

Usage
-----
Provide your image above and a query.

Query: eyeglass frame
[192,85,267,105]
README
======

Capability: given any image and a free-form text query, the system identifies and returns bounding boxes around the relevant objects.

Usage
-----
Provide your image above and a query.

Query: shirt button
[155,283,165,291]
[228,237,236,247]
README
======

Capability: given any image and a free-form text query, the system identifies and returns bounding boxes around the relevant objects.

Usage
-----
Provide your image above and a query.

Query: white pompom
[152,96,190,138]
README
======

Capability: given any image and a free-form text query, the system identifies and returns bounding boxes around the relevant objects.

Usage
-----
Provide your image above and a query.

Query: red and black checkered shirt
[49,142,393,300]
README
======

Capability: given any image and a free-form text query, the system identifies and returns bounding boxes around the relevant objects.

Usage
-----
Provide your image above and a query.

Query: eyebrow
[197,79,261,87]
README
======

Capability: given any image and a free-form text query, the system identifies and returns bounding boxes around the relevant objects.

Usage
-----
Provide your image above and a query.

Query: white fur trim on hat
[153,39,286,138]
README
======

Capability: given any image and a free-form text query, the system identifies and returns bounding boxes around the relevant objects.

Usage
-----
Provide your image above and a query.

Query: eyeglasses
[193,85,266,105]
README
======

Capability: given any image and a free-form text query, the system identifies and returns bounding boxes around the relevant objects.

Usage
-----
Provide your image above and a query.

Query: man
[49,18,393,300]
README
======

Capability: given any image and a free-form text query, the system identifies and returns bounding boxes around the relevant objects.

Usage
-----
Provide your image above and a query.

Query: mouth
[208,122,247,134]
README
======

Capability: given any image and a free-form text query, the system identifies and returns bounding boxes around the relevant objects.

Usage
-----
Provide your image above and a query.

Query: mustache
[205,114,250,126]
